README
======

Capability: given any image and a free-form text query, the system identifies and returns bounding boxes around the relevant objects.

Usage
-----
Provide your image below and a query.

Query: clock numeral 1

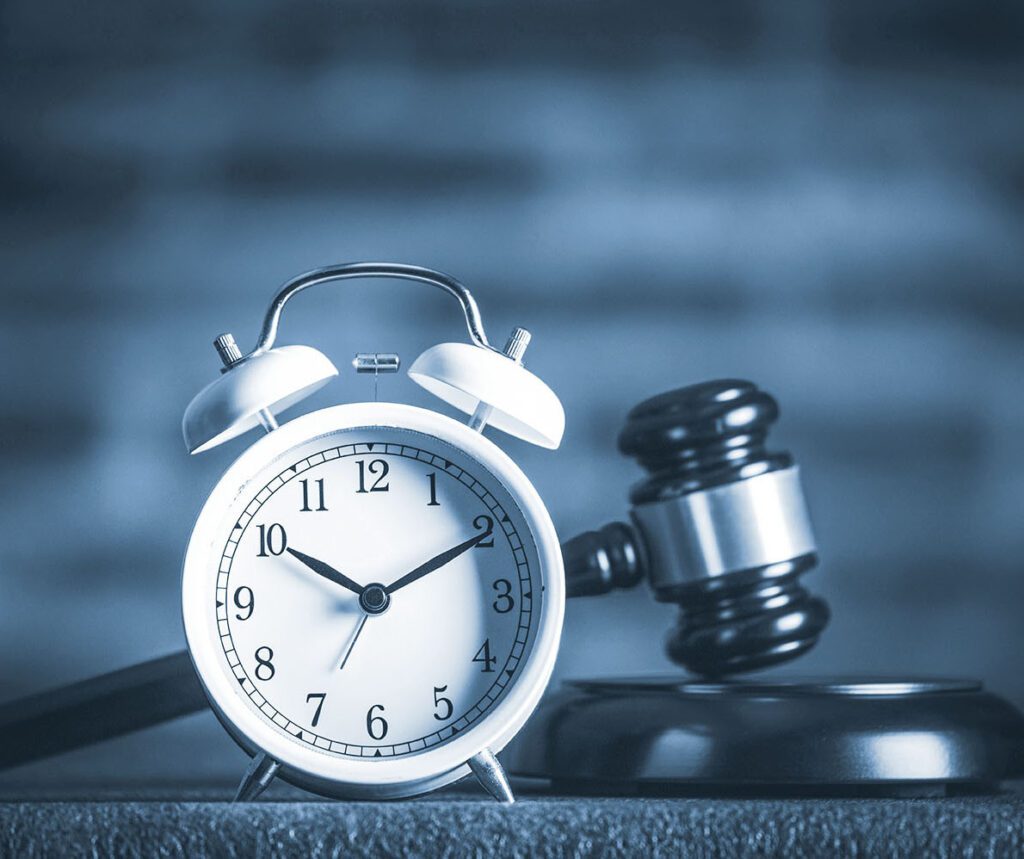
[366,704,388,740]
[254,646,275,681]
[426,472,440,507]
[299,478,327,512]
[473,515,495,548]
[433,685,453,721]
[356,459,390,494]
[256,523,287,557]
[492,579,514,614]
[233,586,254,621]
[473,639,497,673]
[306,692,326,727]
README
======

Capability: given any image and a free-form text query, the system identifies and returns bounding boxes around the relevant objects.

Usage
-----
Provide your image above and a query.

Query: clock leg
[233,752,280,802]
[468,748,515,804]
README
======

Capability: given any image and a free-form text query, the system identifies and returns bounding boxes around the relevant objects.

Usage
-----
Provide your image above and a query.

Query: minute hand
[386,530,492,595]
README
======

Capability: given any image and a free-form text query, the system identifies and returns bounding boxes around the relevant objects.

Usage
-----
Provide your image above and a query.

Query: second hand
[338,614,368,671]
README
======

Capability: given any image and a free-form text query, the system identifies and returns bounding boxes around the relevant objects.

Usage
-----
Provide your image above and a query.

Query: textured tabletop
[2,788,1023,858]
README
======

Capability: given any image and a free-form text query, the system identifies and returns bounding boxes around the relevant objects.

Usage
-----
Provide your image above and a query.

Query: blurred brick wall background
[1,0,1022,784]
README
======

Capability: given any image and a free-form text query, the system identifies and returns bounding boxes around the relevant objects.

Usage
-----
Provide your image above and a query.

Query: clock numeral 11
[299,478,327,512]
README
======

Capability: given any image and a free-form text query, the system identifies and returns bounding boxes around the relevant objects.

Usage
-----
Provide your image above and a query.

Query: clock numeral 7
[433,685,453,721]
[473,639,497,673]
[256,523,287,557]
[473,515,495,548]
[299,478,327,512]
[356,459,389,494]
[306,692,326,727]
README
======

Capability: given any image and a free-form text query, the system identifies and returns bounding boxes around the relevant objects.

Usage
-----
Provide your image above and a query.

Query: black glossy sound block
[506,676,1024,797]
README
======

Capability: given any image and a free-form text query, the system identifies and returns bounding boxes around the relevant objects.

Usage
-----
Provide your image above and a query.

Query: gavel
[0,379,829,769]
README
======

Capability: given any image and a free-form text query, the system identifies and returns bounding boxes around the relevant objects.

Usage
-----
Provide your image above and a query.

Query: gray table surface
[1,784,1023,858]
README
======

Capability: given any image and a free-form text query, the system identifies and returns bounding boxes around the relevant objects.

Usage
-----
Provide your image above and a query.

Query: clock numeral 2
[306,692,326,727]
[299,478,327,512]
[473,639,497,673]
[254,646,275,681]
[256,523,287,557]
[426,472,440,507]
[366,704,388,740]
[492,579,514,613]
[233,586,254,621]
[433,685,453,721]
[356,459,390,494]
[473,515,495,548]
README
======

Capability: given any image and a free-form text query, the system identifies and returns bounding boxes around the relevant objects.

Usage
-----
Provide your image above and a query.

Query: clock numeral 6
[473,515,495,548]
[299,478,327,512]
[492,579,514,614]
[433,685,453,721]
[233,586,254,621]
[356,459,390,494]
[366,704,388,740]
[473,639,497,673]
[256,523,287,557]
[254,646,275,681]
[306,692,326,727]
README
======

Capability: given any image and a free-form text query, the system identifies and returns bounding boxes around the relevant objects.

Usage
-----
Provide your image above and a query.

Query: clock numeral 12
[356,459,390,494]
[473,639,497,673]
[256,524,287,557]
[299,478,327,512]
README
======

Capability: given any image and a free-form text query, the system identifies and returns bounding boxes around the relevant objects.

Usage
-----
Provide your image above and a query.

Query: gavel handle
[0,525,647,772]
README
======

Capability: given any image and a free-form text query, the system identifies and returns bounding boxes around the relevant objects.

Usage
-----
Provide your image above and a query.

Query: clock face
[184,408,556,779]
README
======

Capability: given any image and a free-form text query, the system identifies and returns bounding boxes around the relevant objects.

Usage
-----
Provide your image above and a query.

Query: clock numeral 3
[366,704,388,740]
[254,646,275,681]
[306,692,326,727]
[492,579,514,614]
[426,472,441,507]
[473,639,497,673]
[256,523,287,557]
[233,586,254,621]
[299,478,327,512]
[433,685,453,721]
[473,515,495,548]
[356,459,390,494]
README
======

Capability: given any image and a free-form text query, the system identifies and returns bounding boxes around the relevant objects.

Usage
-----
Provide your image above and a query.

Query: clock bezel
[182,402,564,799]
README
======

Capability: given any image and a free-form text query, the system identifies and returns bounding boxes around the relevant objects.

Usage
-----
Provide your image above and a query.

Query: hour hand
[286,548,364,596]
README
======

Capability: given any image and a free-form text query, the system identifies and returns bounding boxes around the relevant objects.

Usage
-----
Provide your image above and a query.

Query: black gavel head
[563,380,830,677]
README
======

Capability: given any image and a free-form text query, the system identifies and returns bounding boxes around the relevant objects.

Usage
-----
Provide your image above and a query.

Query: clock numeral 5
[254,646,275,681]
[233,586,254,621]
[366,704,388,740]
[473,515,495,548]
[306,692,326,727]
[492,579,514,614]
[356,459,390,494]
[256,523,287,557]
[299,478,327,512]
[473,639,497,673]
[433,685,453,721]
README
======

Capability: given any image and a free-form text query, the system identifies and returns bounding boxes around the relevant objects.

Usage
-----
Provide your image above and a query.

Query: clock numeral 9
[356,459,389,494]
[306,692,326,727]
[473,639,497,673]
[366,704,388,740]
[299,478,327,512]
[254,646,275,681]
[433,685,453,721]
[492,579,514,613]
[233,586,254,621]
[473,515,495,548]
[256,523,287,557]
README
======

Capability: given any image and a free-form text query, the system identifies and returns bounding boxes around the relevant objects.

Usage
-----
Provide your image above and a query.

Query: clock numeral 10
[366,704,388,740]
[426,472,440,507]
[356,459,390,493]
[433,685,453,721]
[299,478,327,512]
[256,523,287,557]
[473,639,497,673]
[306,692,326,727]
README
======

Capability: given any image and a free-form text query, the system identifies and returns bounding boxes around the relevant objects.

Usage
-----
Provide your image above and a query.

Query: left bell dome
[182,345,339,454]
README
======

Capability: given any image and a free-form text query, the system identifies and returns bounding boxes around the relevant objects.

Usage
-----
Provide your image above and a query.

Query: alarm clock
[180,263,565,803]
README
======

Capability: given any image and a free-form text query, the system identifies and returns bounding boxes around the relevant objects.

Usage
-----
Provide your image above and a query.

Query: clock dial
[210,426,540,759]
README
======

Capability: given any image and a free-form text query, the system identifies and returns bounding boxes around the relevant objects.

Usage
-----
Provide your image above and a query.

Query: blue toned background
[1,0,1022,786]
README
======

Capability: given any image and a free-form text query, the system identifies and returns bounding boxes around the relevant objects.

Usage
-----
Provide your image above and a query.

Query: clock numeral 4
[473,515,495,548]
[473,639,497,673]
[433,685,453,721]
[306,692,326,727]
[492,579,514,614]
[366,704,388,740]
[299,478,327,512]
[233,586,254,621]
[254,646,275,681]
[426,472,441,507]
[355,459,390,494]
[256,523,287,557]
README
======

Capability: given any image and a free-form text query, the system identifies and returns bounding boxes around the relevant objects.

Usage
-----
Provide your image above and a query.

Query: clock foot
[233,752,280,802]
[468,748,515,804]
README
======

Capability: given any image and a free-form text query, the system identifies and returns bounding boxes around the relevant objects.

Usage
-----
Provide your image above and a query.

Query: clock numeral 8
[256,523,287,557]
[366,704,388,740]
[473,515,495,548]
[254,646,275,681]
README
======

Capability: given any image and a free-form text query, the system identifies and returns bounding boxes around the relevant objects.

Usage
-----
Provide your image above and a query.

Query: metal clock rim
[181,402,565,799]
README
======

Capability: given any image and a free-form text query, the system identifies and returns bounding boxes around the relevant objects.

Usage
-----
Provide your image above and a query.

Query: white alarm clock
[180,263,565,803]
